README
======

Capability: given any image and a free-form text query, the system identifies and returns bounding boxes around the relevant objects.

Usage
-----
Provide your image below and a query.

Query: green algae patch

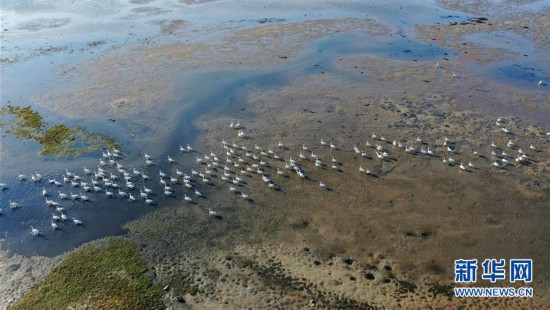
[12,237,165,310]
[0,105,119,156]
[0,105,45,139]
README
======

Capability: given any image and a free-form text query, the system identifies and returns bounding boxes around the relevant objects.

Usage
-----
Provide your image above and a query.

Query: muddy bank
[122,71,549,308]
[3,0,549,308]
[0,250,63,309]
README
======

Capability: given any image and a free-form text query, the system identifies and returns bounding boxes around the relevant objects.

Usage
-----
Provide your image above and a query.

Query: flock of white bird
[1,117,548,238]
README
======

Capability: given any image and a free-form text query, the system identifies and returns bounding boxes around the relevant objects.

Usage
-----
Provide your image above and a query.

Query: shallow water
[464,30,550,91]
[1,0,549,258]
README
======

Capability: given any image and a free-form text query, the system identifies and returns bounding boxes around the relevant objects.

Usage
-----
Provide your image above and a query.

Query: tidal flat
[1,0,549,308]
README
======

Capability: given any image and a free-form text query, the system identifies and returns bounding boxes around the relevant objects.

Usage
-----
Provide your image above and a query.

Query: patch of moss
[0,105,119,156]
[0,105,45,139]
[170,273,204,296]
[396,280,417,295]
[12,237,165,310]
[428,282,454,301]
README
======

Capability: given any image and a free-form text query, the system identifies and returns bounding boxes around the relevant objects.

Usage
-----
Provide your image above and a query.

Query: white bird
[168,156,175,163]
[354,145,361,154]
[42,187,47,196]
[128,194,136,202]
[73,218,82,225]
[302,144,309,151]
[31,174,40,182]
[83,167,91,175]
[538,80,543,87]
[30,227,39,236]
[319,182,327,189]
[118,190,127,198]
[530,144,536,150]
[278,142,285,148]
[80,193,89,201]
[468,161,474,168]
[61,212,68,221]
[208,208,217,216]
[9,201,19,209]
[145,198,153,205]
[194,190,202,197]
[106,190,114,197]
[184,195,192,202]
[18,174,26,181]
[459,163,466,170]
[330,141,336,149]
[139,190,148,199]
[359,166,365,173]
[320,139,326,146]
[241,193,249,199]
[52,214,61,221]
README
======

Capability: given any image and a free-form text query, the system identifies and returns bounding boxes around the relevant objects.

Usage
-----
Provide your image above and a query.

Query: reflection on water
[464,31,550,91]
